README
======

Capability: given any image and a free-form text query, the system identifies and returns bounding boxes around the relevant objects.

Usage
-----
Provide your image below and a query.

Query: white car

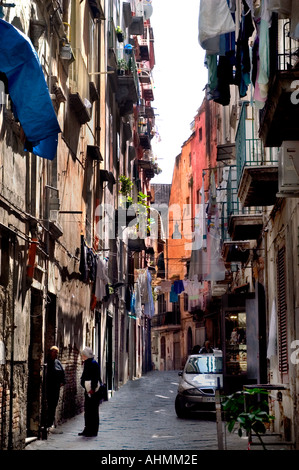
[175,351,223,418]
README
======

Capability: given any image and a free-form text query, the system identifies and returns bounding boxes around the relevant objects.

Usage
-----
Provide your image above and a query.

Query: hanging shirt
[137,269,149,304]
[170,285,179,303]
[173,280,185,294]
[95,257,109,301]
[160,280,172,293]
[134,281,142,318]
[79,235,89,282]
[144,270,154,317]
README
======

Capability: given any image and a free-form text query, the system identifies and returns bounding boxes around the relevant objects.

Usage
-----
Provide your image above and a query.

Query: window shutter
[277,247,288,378]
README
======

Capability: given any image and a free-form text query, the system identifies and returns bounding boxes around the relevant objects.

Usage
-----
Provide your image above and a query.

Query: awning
[0,19,61,160]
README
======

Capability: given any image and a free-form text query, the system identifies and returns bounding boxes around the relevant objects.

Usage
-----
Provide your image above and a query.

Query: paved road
[26,370,247,451]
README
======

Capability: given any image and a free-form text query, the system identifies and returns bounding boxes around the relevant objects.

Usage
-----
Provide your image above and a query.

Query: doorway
[27,289,43,438]
[106,314,113,393]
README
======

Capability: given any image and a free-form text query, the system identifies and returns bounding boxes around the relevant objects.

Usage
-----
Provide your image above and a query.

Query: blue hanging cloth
[0,19,61,160]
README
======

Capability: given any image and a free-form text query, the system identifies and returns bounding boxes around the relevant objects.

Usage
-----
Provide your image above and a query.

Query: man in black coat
[46,346,65,429]
[79,347,101,437]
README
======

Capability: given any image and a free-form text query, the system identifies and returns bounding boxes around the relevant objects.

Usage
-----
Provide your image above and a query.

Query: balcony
[137,64,152,84]
[217,143,235,162]
[236,102,278,207]
[151,311,181,330]
[138,118,152,149]
[141,84,154,102]
[259,19,299,147]
[221,166,262,263]
[138,159,155,179]
[116,54,140,116]
[136,22,154,63]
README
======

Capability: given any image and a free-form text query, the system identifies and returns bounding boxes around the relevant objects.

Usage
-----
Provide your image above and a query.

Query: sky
[149,0,207,184]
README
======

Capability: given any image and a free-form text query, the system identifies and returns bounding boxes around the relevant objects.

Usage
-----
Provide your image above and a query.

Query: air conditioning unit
[277,141,299,197]
[49,209,63,238]
[49,209,59,222]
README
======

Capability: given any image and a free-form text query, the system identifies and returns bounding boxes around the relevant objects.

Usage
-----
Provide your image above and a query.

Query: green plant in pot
[119,175,133,207]
[117,59,128,75]
[135,191,151,237]
[222,387,275,450]
[116,26,124,42]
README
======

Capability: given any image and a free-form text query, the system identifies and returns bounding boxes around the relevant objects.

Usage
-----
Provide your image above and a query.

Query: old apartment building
[151,0,299,449]
[0,0,157,450]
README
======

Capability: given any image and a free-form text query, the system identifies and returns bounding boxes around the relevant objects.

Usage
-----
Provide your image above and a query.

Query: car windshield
[185,356,223,374]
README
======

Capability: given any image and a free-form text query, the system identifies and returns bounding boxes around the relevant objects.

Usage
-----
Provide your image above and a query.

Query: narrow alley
[25,370,247,452]
[1,0,299,453]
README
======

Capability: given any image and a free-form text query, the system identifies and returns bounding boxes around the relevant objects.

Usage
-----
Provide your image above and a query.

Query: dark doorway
[106,314,113,392]
[27,289,43,437]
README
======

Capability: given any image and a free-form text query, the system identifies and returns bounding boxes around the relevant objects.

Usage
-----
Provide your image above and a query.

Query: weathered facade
[151,0,299,449]
[0,0,157,450]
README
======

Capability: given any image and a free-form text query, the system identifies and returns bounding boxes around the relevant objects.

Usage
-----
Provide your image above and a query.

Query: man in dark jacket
[46,346,65,429]
[79,347,101,437]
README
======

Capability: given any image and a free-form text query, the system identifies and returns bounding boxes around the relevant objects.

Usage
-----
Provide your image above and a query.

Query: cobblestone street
[25,370,248,452]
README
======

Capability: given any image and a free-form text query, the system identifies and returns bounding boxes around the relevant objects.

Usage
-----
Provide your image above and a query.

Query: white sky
[149,0,207,184]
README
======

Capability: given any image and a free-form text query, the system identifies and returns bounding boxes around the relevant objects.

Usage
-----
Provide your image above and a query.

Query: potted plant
[222,387,275,450]
[117,58,128,75]
[116,26,124,42]
[119,175,133,206]
[135,191,151,237]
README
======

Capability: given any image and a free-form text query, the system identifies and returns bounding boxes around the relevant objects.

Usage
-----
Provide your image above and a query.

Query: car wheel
[175,395,190,419]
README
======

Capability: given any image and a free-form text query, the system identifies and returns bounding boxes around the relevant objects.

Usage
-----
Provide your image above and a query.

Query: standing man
[79,347,101,437]
[46,346,65,430]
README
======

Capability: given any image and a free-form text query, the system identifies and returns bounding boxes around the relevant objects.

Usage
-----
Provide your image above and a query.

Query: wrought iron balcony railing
[235,102,278,188]
[151,311,181,328]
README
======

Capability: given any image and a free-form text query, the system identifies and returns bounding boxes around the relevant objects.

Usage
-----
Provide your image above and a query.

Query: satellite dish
[136,1,153,19]
[143,3,153,19]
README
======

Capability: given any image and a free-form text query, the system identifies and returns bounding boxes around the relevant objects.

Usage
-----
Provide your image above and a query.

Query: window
[277,247,289,380]
[185,356,223,374]
[199,127,202,141]
[158,293,166,314]
[197,188,202,205]
[184,292,188,311]
[224,312,247,375]
[185,197,190,215]
[161,336,166,360]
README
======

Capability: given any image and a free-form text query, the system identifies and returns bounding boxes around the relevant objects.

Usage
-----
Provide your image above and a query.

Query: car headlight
[182,388,203,396]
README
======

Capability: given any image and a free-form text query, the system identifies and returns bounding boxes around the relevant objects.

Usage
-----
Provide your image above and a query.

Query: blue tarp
[0,18,61,160]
